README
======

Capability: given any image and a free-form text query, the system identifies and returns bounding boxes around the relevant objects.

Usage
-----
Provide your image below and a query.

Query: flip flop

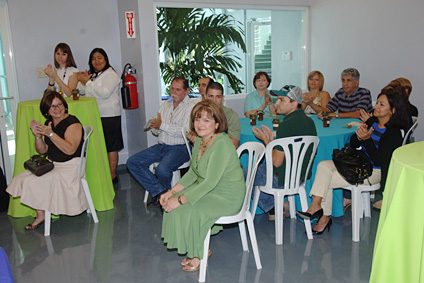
[25,220,45,230]
[181,250,212,267]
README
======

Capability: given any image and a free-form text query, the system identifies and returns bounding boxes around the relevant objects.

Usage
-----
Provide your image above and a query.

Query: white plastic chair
[401,116,418,145]
[143,128,191,203]
[341,183,380,242]
[199,142,265,282]
[45,126,99,236]
[251,136,320,245]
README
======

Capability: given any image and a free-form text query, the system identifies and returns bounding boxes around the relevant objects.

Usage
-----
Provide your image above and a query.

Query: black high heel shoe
[296,208,323,221]
[312,218,332,235]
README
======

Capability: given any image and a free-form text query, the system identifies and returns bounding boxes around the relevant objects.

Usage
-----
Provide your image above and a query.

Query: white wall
[310,0,423,141]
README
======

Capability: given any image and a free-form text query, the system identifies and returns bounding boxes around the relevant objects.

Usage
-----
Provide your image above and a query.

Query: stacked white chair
[44,126,99,236]
[199,142,265,282]
[401,116,418,145]
[251,136,320,245]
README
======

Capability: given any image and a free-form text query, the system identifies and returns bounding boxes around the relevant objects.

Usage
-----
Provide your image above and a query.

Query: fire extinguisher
[121,63,139,109]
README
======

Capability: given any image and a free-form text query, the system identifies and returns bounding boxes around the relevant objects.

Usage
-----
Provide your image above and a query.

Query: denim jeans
[244,164,283,213]
[126,144,190,197]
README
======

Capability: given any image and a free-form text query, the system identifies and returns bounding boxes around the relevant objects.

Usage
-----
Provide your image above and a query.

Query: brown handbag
[24,155,54,177]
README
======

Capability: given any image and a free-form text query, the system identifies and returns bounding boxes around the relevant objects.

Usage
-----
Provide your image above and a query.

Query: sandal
[181,250,212,266]
[25,220,44,230]
[183,260,200,272]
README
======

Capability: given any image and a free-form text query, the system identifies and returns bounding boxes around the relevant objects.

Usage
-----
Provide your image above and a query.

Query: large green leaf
[157,7,246,93]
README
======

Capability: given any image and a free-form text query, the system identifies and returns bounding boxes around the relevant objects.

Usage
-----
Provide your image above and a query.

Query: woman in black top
[7,91,86,230]
[297,90,407,234]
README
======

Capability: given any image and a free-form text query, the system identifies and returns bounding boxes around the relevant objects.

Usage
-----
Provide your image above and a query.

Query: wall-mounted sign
[125,11,136,39]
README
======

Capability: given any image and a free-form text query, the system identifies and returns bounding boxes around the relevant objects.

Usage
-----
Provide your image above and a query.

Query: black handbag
[24,155,54,177]
[332,147,373,186]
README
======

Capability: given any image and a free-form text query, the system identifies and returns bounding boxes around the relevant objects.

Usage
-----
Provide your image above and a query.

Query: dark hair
[191,100,228,133]
[206,82,224,95]
[88,48,112,79]
[201,77,214,85]
[172,77,189,90]
[253,72,271,89]
[54,43,77,69]
[40,91,68,118]
[377,90,408,129]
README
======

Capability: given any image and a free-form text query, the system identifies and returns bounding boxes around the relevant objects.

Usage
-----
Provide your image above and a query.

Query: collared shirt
[326,87,372,113]
[152,95,195,145]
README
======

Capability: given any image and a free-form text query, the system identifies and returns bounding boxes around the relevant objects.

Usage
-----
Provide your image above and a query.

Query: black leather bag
[332,147,373,186]
[24,155,54,177]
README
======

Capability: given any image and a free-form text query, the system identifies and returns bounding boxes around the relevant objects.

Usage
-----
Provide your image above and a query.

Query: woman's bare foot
[181,250,211,267]
[25,211,45,230]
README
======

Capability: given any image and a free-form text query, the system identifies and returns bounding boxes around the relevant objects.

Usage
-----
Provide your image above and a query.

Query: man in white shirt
[127,77,195,207]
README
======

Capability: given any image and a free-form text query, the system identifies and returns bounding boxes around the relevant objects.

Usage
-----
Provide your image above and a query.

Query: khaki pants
[310,160,381,215]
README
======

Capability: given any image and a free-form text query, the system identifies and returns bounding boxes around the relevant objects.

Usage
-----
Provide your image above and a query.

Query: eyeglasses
[50,103,64,110]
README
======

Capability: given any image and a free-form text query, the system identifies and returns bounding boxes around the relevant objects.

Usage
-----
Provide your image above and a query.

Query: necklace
[200,135,214,152]
[62,67,67,80]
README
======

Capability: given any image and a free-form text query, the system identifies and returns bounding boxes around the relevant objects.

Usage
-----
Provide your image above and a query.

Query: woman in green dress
[160,100,246,272]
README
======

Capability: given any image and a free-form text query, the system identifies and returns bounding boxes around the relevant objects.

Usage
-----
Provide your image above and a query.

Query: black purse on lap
[24,155,54,177]
[332,147,373,186]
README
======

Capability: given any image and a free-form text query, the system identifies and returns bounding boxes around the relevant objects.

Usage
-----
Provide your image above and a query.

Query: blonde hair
[307,71,324,91]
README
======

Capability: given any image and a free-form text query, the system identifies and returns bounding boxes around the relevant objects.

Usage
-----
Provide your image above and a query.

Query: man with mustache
[127,77,195,207]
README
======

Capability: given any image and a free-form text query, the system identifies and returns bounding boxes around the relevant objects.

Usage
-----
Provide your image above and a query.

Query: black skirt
[101,116,124,152]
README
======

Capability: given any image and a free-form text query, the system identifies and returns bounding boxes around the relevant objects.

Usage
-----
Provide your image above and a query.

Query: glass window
[157,7,307,98]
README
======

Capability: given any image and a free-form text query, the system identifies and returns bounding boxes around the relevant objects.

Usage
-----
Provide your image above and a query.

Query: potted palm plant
[157,8,246,93]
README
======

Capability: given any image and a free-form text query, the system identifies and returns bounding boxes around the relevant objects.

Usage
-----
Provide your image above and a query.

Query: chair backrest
[265,136,319,190]
[401,116,418,146]
[237,142,266,212]
[181,127,192,159]
[79,126,93,179]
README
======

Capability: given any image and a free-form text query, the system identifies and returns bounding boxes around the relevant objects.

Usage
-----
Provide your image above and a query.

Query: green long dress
[161,133,246,259]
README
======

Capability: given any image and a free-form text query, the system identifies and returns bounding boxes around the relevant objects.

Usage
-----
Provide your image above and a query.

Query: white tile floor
[0,168,381,283]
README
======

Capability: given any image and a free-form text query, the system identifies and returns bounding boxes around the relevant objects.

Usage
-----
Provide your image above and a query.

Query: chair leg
[363,192,371,218]
[44,211,51,236]
[299,188,313,240]
[351,188,362,242]
[274,192,285,245]
[238,221,249,251]
[199,229,211,282]
[245,213,262,269]
[143,190,149,203]
[171,170,181,187]
[288,195,296,218]
[82,179,98,223]
[251,187,260,220]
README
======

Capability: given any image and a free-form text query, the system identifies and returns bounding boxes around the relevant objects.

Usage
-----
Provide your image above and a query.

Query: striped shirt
[327,87,372,113]
[363,122,386,169]
[152,95,195,145]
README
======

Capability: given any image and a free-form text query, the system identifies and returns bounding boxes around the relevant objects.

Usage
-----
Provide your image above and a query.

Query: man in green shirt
[250,85,317,218]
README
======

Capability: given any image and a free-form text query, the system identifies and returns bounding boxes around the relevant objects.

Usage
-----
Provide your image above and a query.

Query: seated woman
[302,71,331,114]
[297,89,407,234]
[160,100,246,272]
[244,71,276,117]
[7,91,85,230]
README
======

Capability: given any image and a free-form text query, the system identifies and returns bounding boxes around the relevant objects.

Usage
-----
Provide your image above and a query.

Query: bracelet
[48,132,54,137]
[178,196,183,205]
[48,82,55,86]
[357,136,362,141]
[168,189,176,196]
